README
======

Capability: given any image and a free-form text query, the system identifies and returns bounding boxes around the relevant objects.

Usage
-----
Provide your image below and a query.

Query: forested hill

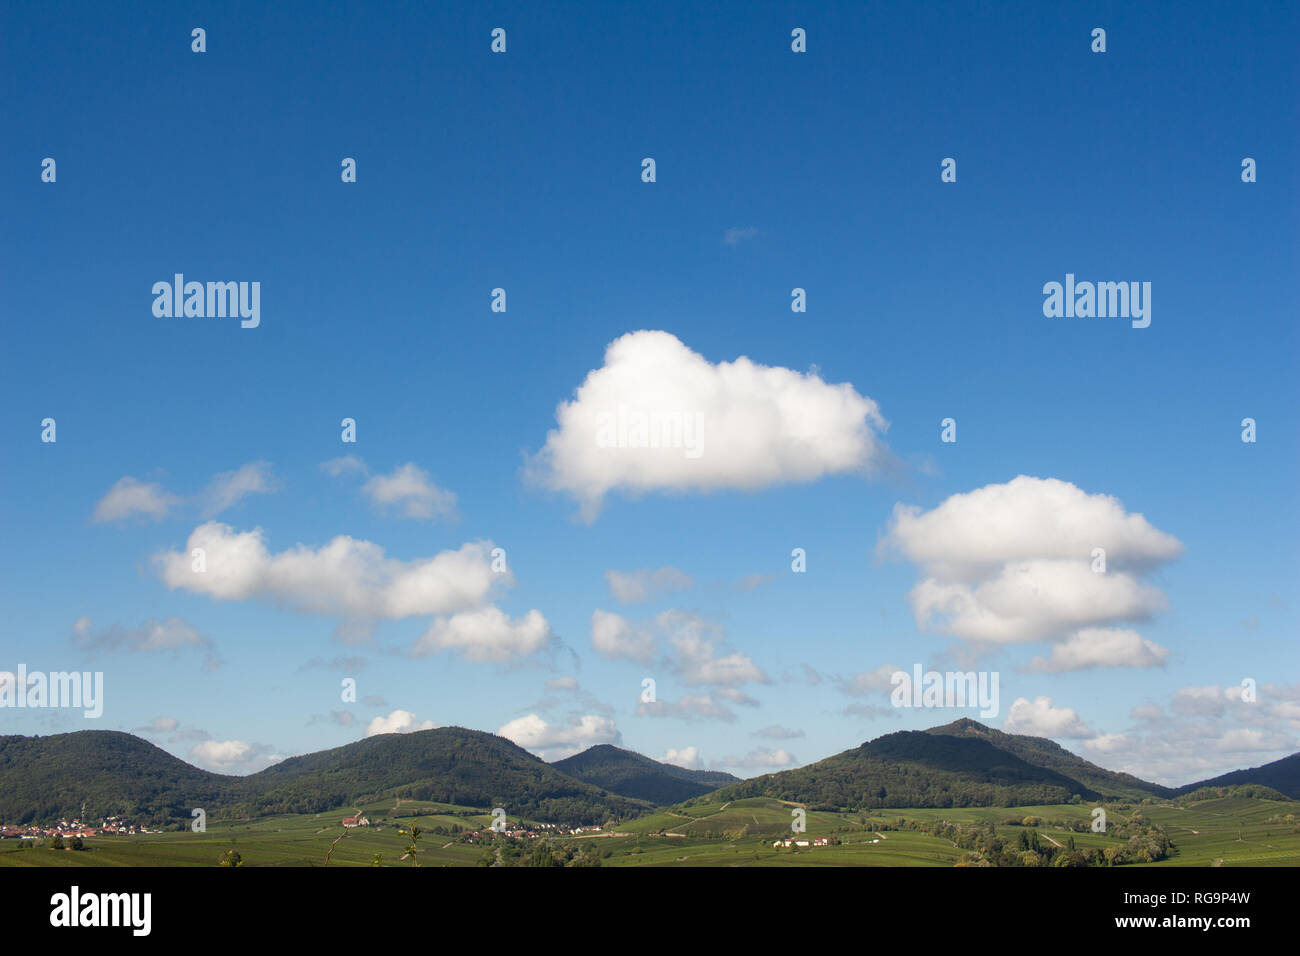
[701,730,1103,810]
[924,718,1174,800]
[0,727,642,827]
[1172,751,1300,800]
[0,731,233,825]
[3,722,1295,826]
[552,744,738,804]
[232,727,644,824]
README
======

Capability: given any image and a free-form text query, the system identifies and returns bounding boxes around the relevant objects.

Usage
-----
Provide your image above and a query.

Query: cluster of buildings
[465,826,538,841]
[773,837,831,848]
[0,815,152,840]
[335,814,606,841]
[463,823,598,842]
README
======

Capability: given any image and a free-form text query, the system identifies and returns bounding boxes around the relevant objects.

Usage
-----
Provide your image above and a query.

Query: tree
[528,842,557,868]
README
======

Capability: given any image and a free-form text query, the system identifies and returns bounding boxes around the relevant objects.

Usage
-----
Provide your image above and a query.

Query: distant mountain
[551,745,738,804]
[0,728,642,827]
[1176,751,1300,800]
[704,728,1103,810]
[925,718,1173,800]
[4,723,1294,827]
[0,731,233,826]
[232,728,644,824]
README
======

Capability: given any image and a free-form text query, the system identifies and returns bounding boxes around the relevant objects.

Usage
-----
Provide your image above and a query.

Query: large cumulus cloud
[528,330,890,520]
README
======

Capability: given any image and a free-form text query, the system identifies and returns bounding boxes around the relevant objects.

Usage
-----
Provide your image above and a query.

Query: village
[0,814,156,841]
[340,813,606,842]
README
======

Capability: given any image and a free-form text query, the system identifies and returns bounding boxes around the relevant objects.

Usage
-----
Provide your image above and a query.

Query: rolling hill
[702,728,1104,810]
[0,728,642,827]
[3,721,1296,828]
[924,718,1173,800]
[1175,751,1300,800]
[233,727,643,824]
[551,744,737,804]
[696,720,1297,811]
[0,731,234,825]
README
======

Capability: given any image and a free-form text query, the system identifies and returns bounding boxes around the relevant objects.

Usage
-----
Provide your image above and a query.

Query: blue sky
[2,1,1296,786]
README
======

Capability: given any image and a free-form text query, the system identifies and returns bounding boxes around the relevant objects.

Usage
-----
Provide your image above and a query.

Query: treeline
[1175,784,1290,803]
[708,764,1083,811]
[873,815,1176,867]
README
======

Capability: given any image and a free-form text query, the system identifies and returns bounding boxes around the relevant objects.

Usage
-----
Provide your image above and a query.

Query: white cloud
[598,613,769,697]
[596,608,767,693]
[1003,696,1093,738]
[712,748,796,771]
[1073,683,1300,786]
[638,690,759,723]
[752,725,805,740]
[498,713,619,759]
[137,716,180,733]
[528,330,890,520]
[1213,728,1291,753]
[665,611,766,687]
[715,687,761,706]
[664,746,703,770]
[883,477,1182,652]
[1131,703,1165,721]
[321,455,369,478]
[835,664,904,697]
[906,561,1168,644]
[155,524,503,619]
[1082,732,1128,754]
[188,739,280,773]
[72,616,217,669]
[723,226,760,245]
[412,607,551,662]
[885,476,1183,580]
[200,461,277,517]
[92,477,181,523]
[155,524,550,663]
[362,463,457,520]
[590,610,656,662]
[1026,628,1169,673]
[605,566,694,603]
[1171,685,1228,717]
[364,709,436,738]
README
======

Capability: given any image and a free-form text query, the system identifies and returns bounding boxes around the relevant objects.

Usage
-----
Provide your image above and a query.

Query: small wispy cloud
[320,455,369,478]
[91,477,181,524]
[362,463,457,520]
[200,461,277,517]
[723,226,760,245]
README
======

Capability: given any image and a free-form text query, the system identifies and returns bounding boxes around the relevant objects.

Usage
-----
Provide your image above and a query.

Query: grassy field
[2,795,1296,868]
